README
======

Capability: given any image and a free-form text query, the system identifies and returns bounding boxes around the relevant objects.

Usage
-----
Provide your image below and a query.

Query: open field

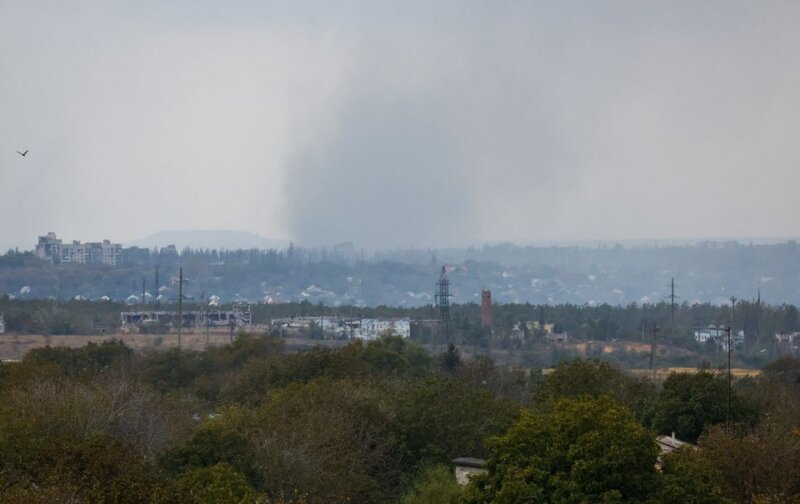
[0,331,352,361]
[628,366,760,379]
[0,333,762,380]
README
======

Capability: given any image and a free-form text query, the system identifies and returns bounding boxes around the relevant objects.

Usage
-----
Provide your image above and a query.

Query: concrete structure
[545,332,569,343]
[452,457,487,485]
[656,433,691,456]
[776,332,800,354]
[693,325,744,351]
[510,320,567,342]
[410,319,440,339]
[481,290,492,329]
[526,320,556,335]
[121,307,252,330]
[36,233,122,266]
[271,316,411,340]
[655,433,693,470]
[35,232,62,262]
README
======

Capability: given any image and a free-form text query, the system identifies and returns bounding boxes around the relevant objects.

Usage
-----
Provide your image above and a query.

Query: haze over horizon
[3,2,800,251]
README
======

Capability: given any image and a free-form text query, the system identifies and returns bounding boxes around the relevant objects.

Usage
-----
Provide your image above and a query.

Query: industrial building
[36,232,122,266]
[121,307,252,330]
[271,316,410,340]
[693,325,745,351]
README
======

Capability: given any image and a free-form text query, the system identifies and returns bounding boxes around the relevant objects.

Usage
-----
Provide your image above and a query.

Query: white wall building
[694,325,744,351]
[272,316,410,340]
[36,233,121,266]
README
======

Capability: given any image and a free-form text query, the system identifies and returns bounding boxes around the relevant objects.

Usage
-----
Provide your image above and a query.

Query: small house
[452,457,487,485]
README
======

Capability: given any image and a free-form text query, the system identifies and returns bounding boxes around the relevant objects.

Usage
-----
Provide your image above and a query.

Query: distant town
[6,232,800,309]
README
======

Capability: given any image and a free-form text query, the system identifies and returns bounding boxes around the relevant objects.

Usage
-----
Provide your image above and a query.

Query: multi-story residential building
[35,233,122,266]
[35,232,62,262]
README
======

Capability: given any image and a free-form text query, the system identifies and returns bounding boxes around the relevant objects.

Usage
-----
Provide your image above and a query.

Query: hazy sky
[2,1,800,250]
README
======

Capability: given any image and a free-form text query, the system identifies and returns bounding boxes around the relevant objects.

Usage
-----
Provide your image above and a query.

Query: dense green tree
[455,355,532,404]
[399,465,463,504]
[159,427,261,488]
[465,396,659,503]
[647,371,759,443]
[438,343,462,372]
[0,371,189,456]
[23,340,133,376]
[654,447,730,504]
[700,422,800,503]
[0,435,165,503]
[533,358,655,418]
[234,379,401,502]
[172,463,258,504]
[394,375,519,466]
[739,356,800,432]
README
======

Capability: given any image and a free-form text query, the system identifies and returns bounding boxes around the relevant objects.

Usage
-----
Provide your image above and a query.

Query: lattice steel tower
[435,266,453,344]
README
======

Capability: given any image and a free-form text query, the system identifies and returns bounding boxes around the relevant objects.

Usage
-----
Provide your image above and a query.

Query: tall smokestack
[481,290,492,329]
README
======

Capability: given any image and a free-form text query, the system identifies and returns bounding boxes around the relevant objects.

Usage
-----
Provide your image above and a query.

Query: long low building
[271,316,410,340]
[121,309,252,329]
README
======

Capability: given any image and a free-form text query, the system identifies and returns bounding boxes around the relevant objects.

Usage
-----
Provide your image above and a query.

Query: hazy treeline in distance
[2,241,800,306]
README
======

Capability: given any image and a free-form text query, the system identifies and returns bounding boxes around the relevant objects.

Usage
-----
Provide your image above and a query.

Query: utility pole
[200,290,209,349]
[650,326,660,382]
[726,325,732,423]
[154,265,160,337]
[730,296,737,354]
[142,276,146,307]
[178,267,183,349]
[206,317,210,348]
[669,278,678,342]
[755,288,761,355]
[154,265,160,310]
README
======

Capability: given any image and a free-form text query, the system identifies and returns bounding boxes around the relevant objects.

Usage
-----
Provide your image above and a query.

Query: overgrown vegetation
[0,336,798,502]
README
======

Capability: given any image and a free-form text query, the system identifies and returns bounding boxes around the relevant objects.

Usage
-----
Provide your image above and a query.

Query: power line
[726,325,732,423]
[650,325,660,382]
[666,278,679,342]
[178,267,184,349]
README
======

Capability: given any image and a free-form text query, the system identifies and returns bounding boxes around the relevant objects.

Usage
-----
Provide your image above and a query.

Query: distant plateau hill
[127,230,290,251]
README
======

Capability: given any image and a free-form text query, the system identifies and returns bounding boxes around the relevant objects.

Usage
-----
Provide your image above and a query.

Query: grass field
[0,332,763,380]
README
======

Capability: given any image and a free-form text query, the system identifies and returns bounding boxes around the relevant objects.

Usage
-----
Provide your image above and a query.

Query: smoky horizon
[3,2,800,250]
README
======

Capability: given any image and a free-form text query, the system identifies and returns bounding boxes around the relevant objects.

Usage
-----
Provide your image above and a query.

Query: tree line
[4,239,800,305]
[3,297,800,365]
[0,334,799,502]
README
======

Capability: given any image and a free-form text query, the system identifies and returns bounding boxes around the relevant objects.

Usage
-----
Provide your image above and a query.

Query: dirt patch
[628,367,760,380]
[0,331,242,361]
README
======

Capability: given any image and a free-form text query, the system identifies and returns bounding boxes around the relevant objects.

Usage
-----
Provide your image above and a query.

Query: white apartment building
[36,233,122,266]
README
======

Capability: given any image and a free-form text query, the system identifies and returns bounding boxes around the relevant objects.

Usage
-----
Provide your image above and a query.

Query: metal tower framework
[435,266,453,344]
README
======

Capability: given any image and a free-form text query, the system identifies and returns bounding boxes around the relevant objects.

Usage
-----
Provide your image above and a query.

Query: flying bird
[16,150,29,157]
